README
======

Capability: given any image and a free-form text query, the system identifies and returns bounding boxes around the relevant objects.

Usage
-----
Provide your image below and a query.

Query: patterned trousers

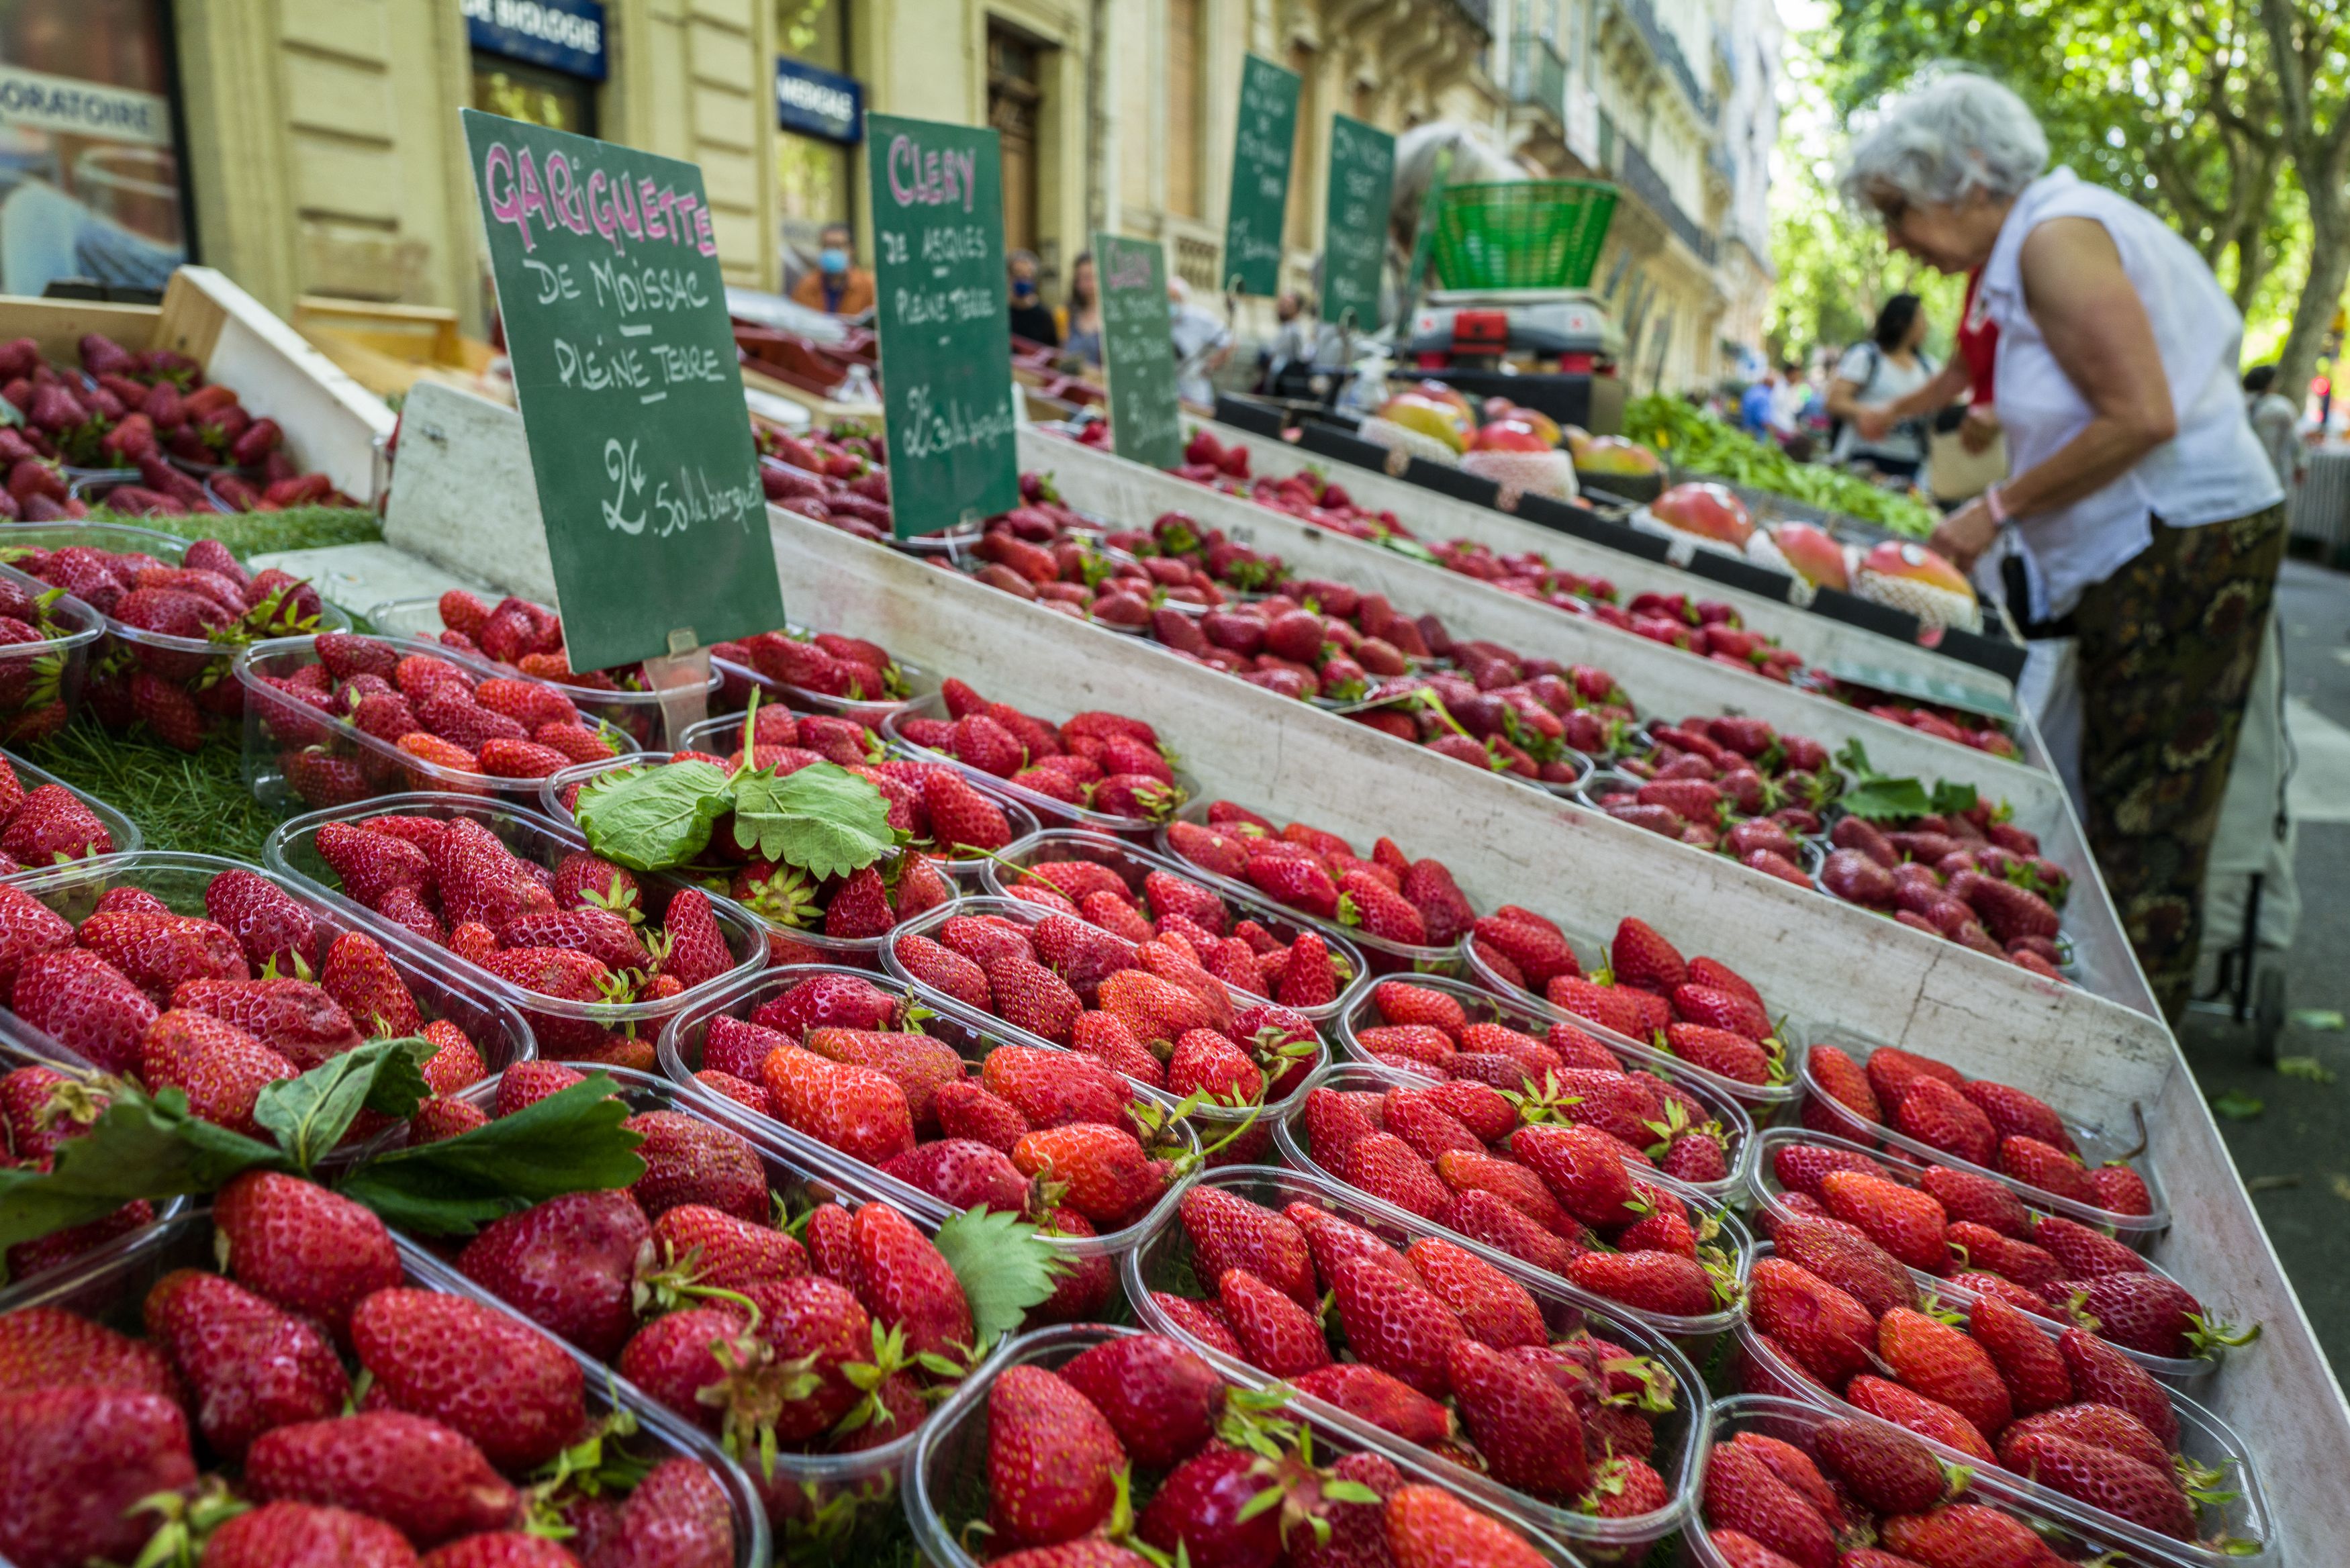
[2071,503,2288,1022]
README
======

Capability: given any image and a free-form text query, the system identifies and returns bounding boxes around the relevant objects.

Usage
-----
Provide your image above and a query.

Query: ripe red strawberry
[1918,1165,2034,1239]
[79,908,248,1003]
[982,1042,1129,1130]
[1748,1257,1877,1385]
[1811,1416,1947,1514]
[1214,1265,1331,1377]
[1880,1504,2060,1567]
[457,1189,649,1360]
[1844,1375,1994,1461]
[1403,1236,1546,1349]
[1820,1170,1949,1273]
[202,868,319,975]
[1545,975,1652,1040]
[933,1079,1033,1154]
[581,1456,735,1565]
[1699,1439,1835,1568]
[2087,1163,2153,1216]
[1878,1306,2012,1436]
[1166,818,1252,879]
[0,1303,179,1399]
[1861,1046,1964,1108]
[622,1109,769,1221]
[140,1267,349,1458]
[350,1288,586,1470]
[1609,918,1686,993]
[657,888,734,989]
[1338,870,1427,944]
[1045,1334,1222,1475]
[1998,1430,2195,1538]
[1243,853,1341,919]
[1446,1337,1588,1500]
[320,929,423,1036]
[1570,1249,1717,1318]
[1771,1141,1890,1199]
[214,1170,401,1341]
[761,1046,915,1167]
[1151,1291,1243,1358]
[986,1363,1127,1547]
[1509,1122,1638,1225]
[1444,1189,1580,1275]
[1374,979,1468,1036]
[1671,983,1773,1042]
[1891,1076,1999,1167]
[0,1385,199,1567]
[1011,1122,1168,1226]
[140,1010,297,1136]
[197,1500,418,1567]
[11,947,161,1071]
[2057,1329,2180,1447]
[804,1027,963,1130]
[2067,1271,2227,1360]
[1470,914,1578,987]
[1181,1185,1315,1307]
[1964,1292,2073,1416]
[242,1410,520,1547]
[2002,1402,2172,1472]
[646,1202,807,1295]
[848,1200,973,1360]
[614,1306,747,1432]
[1662,1021,1775,1085]
[130,672,206,750]
[1772,1216,1916,1317]
[1327,1252,1464,1395]
[1945,1221,2062,1291]
[1435,1148,1577,1238]
[1959,1078,2074,1153]
[1276,929,1336,1009]
[2031,1215,2148,1280]
[1804,1043,1882,1130]
[494,1059,585,1116]
[1995,1135,2097,1205]
[1383,1483,1549,1568]
[1326,1128,1451,1220]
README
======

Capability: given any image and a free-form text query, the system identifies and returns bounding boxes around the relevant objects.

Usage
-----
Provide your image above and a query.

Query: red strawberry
[140,1267,349,1458]
[1469,914,1577,987]
[1326,1252,1464,1395]
[1880,1504,2059,1567]
[1545,975,1652,1040]
[1181,1185,1315,1307]
[140,1010,298,1136]
[1671,983,1773,1041]
[1447,1337,1588,1499]
[197,1500,418,1567]
[1152,1292,1243,1358]
[1509,1122,1638,1226]
[242,1410,519,1546]
[1059,1332,1225,1471]
[1946,1221,2062,1291]
[2031,1214,2148,1280]
[457,1190,649,1360]
[213,1171,401,1342]
[11,947,156,1071]
[1820,1171,1949,1273]
[761,1047,916,1167]
[0,1385,199,1567]
[847,1199,973,1359]
[321,930,424,1036]
[1699,1439,1835,1568]
[1403,1236,1546,1349]
[1748,1257,1876,1385]
[1878,1306,2012,1436]
[1861,1046,1963,1107]
[1010,1122,1168,1226]
[351,1288,586,1470]
[1844,1375,1994,1462]
[1216,1266,1331,1377]
[1772,1216,1917,1317]
[2057,1329,2179,1446]
[986,1363,1127,1547]
[1811,1416,1947,1514]
[1327,1129,1451,1220]
[1609,918,1686,993]
[1444,1189,1580,1275]
[2001,1402,2171,1472]
[1965,1293,2073,1415]
[647,1202,808,1293]
[657,889,734,989]
[1435,1148,1577,1240]
[1891,1077,1999,1167]
[1997,1430,2195,1538]
[1960,1079,2075,1153]
[78,909,248,1003]
[203,869,319,974]
[1804,1044,1882,1132]
[1382,1483,1548,1568]
[1917,1165,2033,1239]
[2086,1163,2153,1216]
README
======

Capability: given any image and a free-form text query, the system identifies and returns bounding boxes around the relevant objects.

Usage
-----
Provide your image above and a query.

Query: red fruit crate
[1122,1163,1707,1561]
[903,1322,1597,1568]
[882,689,1201,843]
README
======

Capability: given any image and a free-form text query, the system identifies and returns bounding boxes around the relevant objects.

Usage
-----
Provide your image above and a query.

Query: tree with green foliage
[2259,0,2350,399]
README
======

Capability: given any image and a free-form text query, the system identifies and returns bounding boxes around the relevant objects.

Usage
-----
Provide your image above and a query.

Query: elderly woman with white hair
[1842,72,2285,1021]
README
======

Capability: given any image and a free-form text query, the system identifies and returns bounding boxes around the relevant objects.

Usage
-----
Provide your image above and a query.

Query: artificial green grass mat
[10,507,387,861]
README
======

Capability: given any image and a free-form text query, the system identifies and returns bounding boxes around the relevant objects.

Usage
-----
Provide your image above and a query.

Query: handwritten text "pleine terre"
[480,138,716,259]
[884,133,980,213]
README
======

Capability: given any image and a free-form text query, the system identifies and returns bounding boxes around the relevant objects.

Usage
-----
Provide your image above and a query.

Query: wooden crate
[291,295,504,407]
[0,268,396,502]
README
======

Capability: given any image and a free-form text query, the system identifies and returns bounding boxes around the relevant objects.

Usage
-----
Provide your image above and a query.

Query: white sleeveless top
[1977,168,2282,619]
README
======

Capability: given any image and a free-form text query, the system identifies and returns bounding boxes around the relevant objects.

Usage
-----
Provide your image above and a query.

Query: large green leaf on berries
[0,1085,283,1258]
[928,1206,1066,1353]
[333,1075,646,1235]
[254,1036,436,1173]
[1833,738,1978,823]
[728,760,895,880]
[575,760,735,871]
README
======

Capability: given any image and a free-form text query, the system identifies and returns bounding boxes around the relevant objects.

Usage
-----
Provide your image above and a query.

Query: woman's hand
[1854,406,1895,442]
[1959,403,2001,454]
[1931,496,2000,571]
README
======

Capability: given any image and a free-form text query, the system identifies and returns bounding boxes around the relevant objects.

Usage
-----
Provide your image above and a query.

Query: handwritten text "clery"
[481,140,718,260]
[884,134,979,213]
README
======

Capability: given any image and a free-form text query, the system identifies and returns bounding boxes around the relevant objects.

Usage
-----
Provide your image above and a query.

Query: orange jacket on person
[790,266,876,315]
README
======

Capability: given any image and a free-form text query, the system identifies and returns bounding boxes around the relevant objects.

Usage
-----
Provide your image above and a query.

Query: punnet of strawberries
[1131,1168,1695,1532]
[1344,660,1626,788]
[1695,1394,2216,1568]
[754,421,894,538]
[7,530,331,748]
[949,1325,1580,1568]
[982,832,1362,1016]
[1801,1040,2158,1224]
[403,1062,1074,1556]
[249,632,626,805]
[294,807,756,1056]
[1589,714,1839,870]
[670,966,1195,1256]
[884,898,1327,1137]
[0,332,354,518]
[0,752,117,871]
[0,1192,742,1567]
[706,624,913,716]
[1736,1181,2261,1551]
[1165,424,1418,544]
[889,677,1189,826]
[1159,801,1478,967]
[1822,674,2024,758]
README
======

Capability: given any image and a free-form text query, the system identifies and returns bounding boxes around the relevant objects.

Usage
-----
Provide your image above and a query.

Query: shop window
[776,0,855,260]
[471,54,597,137]
[1166,0,1202,218]
[986,26,1041,259]
[0,0,188,297]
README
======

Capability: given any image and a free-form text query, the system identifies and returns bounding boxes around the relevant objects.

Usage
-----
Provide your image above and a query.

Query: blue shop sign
[775,56,862,144]
[464,0,608,82]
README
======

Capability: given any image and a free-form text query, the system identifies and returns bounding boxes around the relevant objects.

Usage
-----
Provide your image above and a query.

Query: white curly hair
[1840,72,2050,210]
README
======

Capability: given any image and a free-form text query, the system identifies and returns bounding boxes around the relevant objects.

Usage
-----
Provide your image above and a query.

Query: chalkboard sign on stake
[1222,56,1301,297]
[1323,115,1394,331]
[865,112,1021,538]
[460,109,785,684]
[1094,232,1181,470]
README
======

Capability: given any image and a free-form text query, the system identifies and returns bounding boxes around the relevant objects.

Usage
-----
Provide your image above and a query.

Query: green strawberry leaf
[254,1036,436,1175]
[729,760,895,880]
[334,1076,646,1236]
[1382,536,1440,565]
[929,1206,1064,1353]
[576,761,735,872]
[0,1084,282,1257]
[1929,779,1979,816]
[1838,777,1933,822]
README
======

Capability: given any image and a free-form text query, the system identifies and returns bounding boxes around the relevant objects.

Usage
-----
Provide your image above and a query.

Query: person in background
[1738,369,1776,435]
[788,222,875,316]
[1856,265,2003,461]
[1826,294,1937,479]
[1008,250,1060,346]
[1844,71,2286,1020]
[1168,277,1233,408]
[1769,360,1810,435]
[1058,251,1101,364]
[2243,365,2308,495]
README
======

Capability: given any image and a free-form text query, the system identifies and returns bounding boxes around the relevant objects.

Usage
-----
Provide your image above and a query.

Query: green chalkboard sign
[1221,55,1301,298]
[866,113,1020,538]
[1094,232,1180,471]
[460,109,783,675]
[1323,115,1395,331]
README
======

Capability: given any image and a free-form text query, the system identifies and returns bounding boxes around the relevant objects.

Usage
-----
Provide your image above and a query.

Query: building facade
[0,0,1774,387]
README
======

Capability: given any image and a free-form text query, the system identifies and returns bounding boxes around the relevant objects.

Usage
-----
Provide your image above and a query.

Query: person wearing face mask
[1007,249,1061,346]
[789,222,875,316]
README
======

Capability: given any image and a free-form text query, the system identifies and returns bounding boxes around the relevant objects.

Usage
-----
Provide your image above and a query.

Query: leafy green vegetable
[575,761,735,871]
[928,1206,1065,1353]
[730,760,896,879]
[1623,393,1938,538]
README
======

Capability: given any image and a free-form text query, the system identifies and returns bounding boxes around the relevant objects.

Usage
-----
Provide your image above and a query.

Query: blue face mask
[1013,278,1037,301]
[819,247,849,274]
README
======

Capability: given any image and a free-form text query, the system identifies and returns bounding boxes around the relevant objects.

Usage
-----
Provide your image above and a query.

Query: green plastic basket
[1428,180,1618,290]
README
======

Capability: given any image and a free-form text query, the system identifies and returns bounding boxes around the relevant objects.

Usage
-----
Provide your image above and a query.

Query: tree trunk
[2232,224,2270,318]
[2273,201,2347,401]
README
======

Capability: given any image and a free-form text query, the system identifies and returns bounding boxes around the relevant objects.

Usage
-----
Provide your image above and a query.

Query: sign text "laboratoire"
[479,138,717,259]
